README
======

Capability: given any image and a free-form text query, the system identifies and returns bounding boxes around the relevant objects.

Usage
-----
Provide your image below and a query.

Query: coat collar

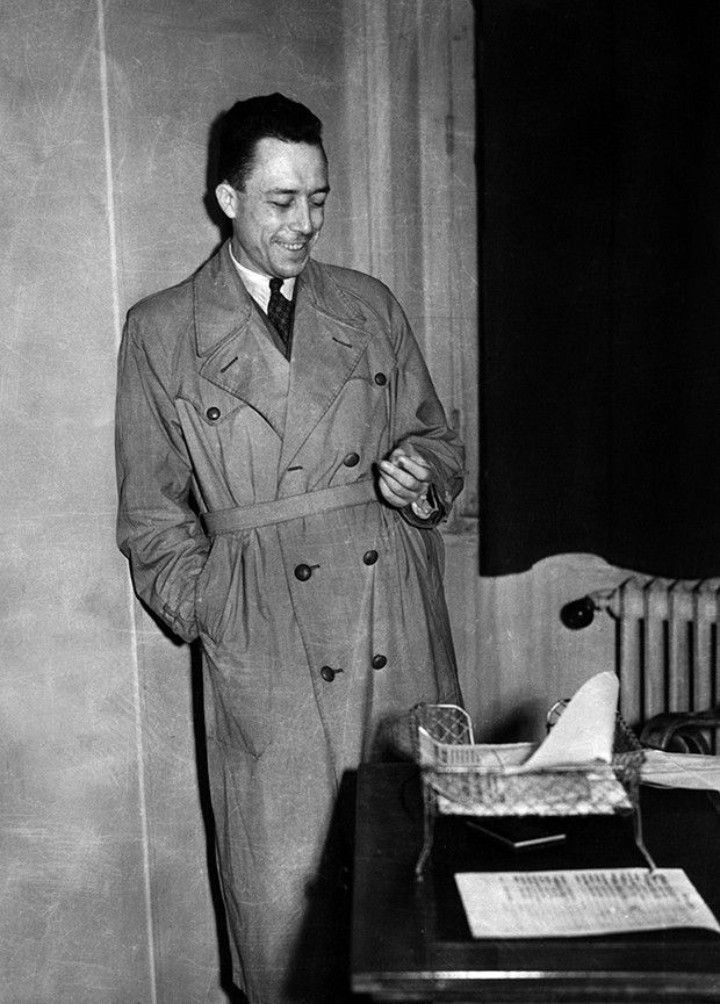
[193,242,373,463]
[193,240,254,357]
[192,242,369,352]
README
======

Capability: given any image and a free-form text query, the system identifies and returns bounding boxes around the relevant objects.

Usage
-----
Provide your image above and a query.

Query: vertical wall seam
[446,2,461,419]
[96,3,158,1002]
[97,0,122,348]
[362,0,395,286]
[361,0,374,275]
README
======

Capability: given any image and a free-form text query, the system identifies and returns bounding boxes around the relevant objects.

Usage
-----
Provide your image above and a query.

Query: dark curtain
[480,0,720,578]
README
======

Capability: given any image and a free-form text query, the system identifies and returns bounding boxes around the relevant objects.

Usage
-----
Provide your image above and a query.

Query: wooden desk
[351,762,720,1001]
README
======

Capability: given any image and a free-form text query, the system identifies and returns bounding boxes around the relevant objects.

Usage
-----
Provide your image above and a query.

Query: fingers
[378,467,415,507]
[388,449,431,482]
[377,449,432,508]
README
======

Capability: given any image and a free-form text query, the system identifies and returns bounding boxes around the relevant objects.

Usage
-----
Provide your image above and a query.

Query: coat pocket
[201,634,275,760]
[194,535,241,644]
[196,536,275,759]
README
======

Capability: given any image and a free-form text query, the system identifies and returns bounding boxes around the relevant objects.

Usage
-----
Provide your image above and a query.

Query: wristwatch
[411,490,436,520]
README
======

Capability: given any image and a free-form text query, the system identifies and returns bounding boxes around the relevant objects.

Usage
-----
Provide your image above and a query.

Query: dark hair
[215,92,324,189]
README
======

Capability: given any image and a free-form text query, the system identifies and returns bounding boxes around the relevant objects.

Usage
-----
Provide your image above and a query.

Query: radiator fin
[603,577,720,730]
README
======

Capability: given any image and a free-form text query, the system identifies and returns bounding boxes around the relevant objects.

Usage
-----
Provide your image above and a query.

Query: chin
[271,245,314,277]
[277,260,309,278]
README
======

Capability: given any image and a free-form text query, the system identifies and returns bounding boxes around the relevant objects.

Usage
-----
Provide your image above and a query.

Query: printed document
[456,868,720,938]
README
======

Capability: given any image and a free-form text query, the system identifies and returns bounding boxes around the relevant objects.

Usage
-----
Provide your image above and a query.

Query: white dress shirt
[228,244,295,312]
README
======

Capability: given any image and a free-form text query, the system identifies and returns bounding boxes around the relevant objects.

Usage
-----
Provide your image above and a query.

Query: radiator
[584,577,720,730]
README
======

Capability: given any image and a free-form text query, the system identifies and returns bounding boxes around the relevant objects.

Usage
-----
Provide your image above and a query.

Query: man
[116,93,464,1003]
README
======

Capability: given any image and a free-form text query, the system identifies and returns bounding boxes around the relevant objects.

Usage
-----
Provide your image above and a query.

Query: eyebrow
[265,185,331,196]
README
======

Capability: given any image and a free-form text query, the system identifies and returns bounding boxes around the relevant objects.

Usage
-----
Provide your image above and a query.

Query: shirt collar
[228,244,296,313]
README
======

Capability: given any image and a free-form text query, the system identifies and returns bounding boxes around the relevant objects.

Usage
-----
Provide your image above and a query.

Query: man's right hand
[377,448,432,509]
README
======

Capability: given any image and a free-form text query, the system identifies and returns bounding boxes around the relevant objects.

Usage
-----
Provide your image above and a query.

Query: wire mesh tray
[413,703,644,818]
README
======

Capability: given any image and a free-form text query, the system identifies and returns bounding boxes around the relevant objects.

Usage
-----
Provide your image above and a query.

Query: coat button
[206,406,221,421]
[374,372,387,386]
[321,665,343,682]
[343,452,360,467]
[294,563,312,581]
[363,550,378,565]
[371,654,387,670]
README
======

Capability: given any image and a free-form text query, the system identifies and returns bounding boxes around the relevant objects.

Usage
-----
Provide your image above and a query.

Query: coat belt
[201,480,379,536]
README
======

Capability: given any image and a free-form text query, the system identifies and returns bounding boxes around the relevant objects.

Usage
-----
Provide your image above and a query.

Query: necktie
[267,277,293,356]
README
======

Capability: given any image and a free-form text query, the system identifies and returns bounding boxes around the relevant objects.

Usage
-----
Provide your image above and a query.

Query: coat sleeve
[385,294,465,526]
[115,311,208,642]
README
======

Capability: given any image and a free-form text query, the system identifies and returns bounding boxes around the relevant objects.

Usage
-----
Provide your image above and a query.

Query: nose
[290,199,315,235]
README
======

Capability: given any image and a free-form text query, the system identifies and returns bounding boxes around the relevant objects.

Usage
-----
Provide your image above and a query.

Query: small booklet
[455,868,720,938]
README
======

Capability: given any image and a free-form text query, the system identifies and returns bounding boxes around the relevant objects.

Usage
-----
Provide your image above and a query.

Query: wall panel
[0,1,151,1000]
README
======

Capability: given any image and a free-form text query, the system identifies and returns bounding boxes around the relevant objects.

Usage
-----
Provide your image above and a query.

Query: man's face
[216,137,329,279]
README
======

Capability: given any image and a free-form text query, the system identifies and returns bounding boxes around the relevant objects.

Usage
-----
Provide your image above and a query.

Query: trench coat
[115,240,465,1003]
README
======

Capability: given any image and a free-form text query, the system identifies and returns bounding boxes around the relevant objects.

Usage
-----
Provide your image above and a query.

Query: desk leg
[415,792,435,879]
[633,802,658,871]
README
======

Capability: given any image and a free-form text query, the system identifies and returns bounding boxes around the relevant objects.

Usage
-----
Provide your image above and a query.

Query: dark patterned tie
[267,277,293,357]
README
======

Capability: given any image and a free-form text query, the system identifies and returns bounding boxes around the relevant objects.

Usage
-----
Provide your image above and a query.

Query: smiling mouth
[278,241,308,252]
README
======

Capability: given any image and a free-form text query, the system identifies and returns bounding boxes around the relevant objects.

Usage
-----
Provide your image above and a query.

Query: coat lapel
[194,242,289,436]
[280,260,371,469]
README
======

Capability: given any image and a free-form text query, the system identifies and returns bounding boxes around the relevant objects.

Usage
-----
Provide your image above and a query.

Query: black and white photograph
[3,2,720,1002]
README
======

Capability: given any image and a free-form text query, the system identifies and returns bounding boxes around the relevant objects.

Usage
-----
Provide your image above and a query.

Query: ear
[215,182,239,220]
